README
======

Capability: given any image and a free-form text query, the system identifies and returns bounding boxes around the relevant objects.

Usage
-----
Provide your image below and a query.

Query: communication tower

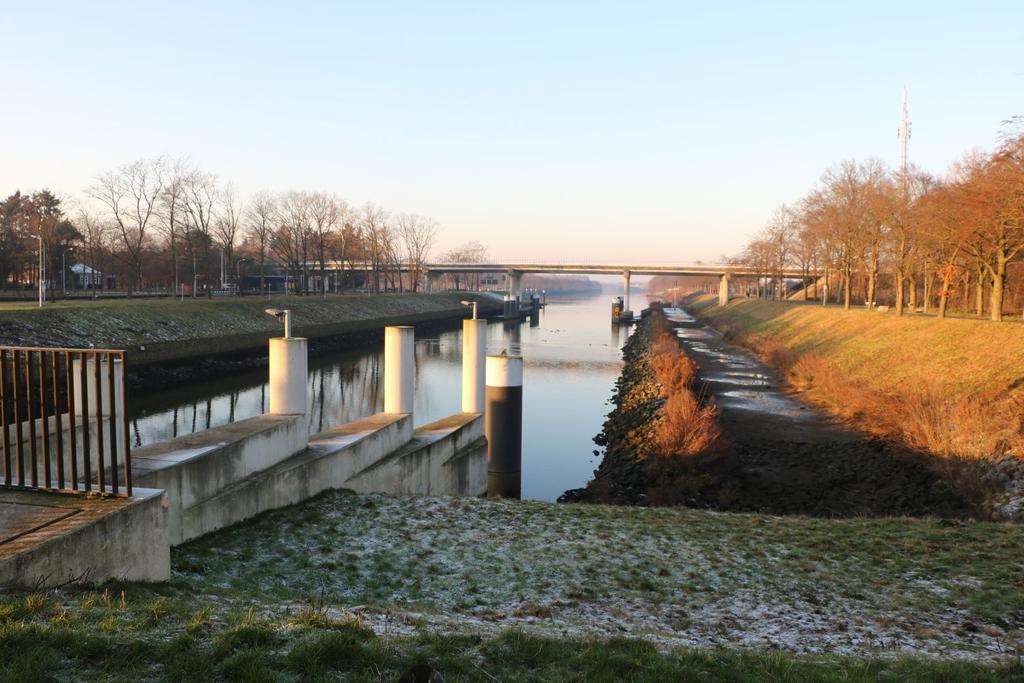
[897,87,911,175]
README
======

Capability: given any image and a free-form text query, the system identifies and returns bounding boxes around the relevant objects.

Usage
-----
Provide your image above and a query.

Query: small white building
[71,263,102,288]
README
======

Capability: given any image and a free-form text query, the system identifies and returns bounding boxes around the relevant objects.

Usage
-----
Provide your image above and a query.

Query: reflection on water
[130,293,639,501]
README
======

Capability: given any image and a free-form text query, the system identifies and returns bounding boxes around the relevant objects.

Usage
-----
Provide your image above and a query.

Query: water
[129,293,638,501]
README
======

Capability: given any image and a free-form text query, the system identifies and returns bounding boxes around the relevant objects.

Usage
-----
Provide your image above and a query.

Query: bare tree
[308,193,340,297]
[181,170,219,295]
[158,157,191,295]
[245,191,277,296]
[398,213,440,292]
[214,185,243,287]
[76,209,114,297]
[87,158,164,293]
[360,204,390,292]
[440,240,489,290]
[276,192,312,294]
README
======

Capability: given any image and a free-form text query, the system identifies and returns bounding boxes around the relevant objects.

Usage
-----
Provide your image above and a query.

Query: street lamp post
[62,247,74,296]
[32,235,43,307]
[236,257,251,295]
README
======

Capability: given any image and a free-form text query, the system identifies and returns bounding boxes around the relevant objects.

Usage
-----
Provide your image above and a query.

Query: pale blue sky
[1,1,1021,261]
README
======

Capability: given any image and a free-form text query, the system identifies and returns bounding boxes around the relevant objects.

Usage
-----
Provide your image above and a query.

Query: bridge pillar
[623,270,631,313]
[718,273,730,307]
[508,270,522,299]
[426,272,442,293]
[384,326,415,415]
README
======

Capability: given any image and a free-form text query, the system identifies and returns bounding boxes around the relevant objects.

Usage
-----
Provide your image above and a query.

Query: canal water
[129,293,640,501]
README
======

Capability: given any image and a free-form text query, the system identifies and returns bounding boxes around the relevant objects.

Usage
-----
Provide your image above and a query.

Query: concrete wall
[132,414,308,545]
[185,413,413,540]
[0,487,169,589]
[132,409,484,546]
[1,408,486,588]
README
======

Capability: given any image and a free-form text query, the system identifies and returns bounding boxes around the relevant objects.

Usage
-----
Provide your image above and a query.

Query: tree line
[0,156,468,296]
[738,126,1024,321]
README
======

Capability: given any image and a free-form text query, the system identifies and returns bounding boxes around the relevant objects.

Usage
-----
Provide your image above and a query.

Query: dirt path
[667,307,974,517]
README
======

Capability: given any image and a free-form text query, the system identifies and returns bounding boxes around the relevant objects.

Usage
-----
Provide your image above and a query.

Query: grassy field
[687,295,1024,464]
[2,491,1023,680]
[0,293,498,366]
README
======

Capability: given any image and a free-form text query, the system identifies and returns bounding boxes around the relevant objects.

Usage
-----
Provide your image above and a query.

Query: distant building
[70,263,102,288]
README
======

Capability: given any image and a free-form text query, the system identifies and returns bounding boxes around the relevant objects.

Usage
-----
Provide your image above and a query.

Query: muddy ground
[564,308,975,518]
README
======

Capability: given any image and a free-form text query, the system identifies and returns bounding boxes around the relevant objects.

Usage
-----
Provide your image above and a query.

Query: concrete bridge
[425,262,807,309]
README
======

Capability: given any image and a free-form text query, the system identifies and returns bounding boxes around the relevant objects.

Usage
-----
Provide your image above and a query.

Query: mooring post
[72,355,124,422]
[462,319,487,413]
[268,335,307,416]
[384,326,415,414]
[623,269,631,314]
[485,353,523,498]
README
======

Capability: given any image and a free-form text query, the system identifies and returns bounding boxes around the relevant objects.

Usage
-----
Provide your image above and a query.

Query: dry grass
[649,316,723,457]
[690,296,1024,462]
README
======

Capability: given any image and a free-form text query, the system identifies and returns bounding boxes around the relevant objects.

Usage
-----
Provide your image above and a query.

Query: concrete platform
[133,414,308,545]
[346,412,487,496]
[0,487,169,589]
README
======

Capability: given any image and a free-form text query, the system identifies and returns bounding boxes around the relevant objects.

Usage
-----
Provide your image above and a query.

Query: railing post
[462,319,487,413]
[384,326,414,415]
[485,353,523,498]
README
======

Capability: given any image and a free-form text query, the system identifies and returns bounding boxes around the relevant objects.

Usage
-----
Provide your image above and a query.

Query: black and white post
[485,353,523,498]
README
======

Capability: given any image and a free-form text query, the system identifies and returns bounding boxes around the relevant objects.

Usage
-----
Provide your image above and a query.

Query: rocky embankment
[564,307,978,518]
[0,293,499,391]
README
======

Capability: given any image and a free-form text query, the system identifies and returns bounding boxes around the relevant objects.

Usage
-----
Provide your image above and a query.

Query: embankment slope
[0,293,498,367]
[688,295,1024,400]
[686,294,1024,518]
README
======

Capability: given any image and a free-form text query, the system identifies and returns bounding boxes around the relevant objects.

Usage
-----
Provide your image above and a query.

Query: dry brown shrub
[647,320,723,457]
[655,389,722,456]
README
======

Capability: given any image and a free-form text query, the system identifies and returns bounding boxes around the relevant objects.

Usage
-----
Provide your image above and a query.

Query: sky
[1,1,1021,262]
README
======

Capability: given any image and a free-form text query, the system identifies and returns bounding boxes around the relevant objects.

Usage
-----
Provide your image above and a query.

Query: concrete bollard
[485,353,523,498]
[462,319,487,413]
[72,355,124,423]
[268,337,308,415]
[623,269,631,314]
[384,326,415,414]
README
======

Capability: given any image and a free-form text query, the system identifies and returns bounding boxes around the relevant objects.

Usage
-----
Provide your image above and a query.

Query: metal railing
[0,347,131,496]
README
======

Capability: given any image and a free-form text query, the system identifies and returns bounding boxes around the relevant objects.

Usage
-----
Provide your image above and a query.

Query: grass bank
[2,491,1023,680]
[0,293,499,367]
[687,295,1024,462]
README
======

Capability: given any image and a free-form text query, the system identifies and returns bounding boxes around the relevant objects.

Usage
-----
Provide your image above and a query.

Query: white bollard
[72,355,123,423]
[623,269,631,314]
[485,353,523,498]
[384,326,414,414]
[462,319,487,413]
[268,337,308,415]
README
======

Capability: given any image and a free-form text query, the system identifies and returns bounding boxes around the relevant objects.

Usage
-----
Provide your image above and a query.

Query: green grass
[0,604,1020,682]
[3,491,1023,679]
